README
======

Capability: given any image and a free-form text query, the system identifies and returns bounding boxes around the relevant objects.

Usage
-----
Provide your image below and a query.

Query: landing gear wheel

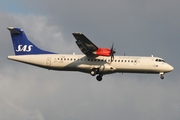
[160,75,164,80]
[96,75,103,81]
[90,68,99,76]
[90,70,96,76]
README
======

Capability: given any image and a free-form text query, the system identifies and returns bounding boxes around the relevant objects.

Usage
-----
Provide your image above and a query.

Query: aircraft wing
[72,33,98,56]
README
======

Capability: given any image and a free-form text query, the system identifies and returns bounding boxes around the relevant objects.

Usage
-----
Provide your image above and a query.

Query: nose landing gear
[160,74,164,79]
[160,72,164,80]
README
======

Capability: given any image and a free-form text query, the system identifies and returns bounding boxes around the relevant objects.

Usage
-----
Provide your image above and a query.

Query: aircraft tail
[7,27,55,55]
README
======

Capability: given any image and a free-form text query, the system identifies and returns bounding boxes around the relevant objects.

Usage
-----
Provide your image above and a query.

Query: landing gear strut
[96,74,103,81]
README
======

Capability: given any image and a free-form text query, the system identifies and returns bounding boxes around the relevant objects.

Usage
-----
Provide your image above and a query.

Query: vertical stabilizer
[7,27,55,55]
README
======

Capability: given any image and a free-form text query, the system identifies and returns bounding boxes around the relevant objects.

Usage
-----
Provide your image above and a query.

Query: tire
[96,75,102,81]
[90,70,96,76]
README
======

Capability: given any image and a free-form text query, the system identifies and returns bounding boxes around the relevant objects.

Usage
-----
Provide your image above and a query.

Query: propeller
[110,43,116,63]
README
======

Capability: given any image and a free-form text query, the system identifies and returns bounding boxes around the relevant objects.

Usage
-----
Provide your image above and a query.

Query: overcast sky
[0,0,180,120]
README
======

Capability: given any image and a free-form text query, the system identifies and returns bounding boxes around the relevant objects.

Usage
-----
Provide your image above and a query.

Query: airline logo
[16,45,33,52]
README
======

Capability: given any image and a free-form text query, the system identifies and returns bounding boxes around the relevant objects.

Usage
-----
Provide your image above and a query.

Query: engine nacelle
[93,48,111,56]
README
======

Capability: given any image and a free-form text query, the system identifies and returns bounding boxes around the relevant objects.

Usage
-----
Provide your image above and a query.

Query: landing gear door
[46,57,51,66]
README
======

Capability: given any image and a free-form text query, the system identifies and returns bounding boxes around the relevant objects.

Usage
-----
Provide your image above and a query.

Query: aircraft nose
[168,65,174,72]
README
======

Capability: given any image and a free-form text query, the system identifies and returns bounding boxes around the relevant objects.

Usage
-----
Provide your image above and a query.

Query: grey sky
[0,0,180,120]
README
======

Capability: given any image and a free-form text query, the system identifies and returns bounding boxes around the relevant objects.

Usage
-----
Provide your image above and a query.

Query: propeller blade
[110,43,116,63]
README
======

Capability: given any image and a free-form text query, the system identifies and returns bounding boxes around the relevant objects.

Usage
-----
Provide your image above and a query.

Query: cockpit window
[155,59,165,62]
[162,60,166,62]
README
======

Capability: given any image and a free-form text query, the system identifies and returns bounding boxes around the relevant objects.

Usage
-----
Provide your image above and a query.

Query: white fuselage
[8,54,174,75]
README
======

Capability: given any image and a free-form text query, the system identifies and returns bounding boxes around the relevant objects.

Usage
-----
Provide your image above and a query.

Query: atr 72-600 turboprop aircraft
[7,27,174,81]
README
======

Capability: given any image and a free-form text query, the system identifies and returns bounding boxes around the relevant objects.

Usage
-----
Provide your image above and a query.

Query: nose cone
[170,66,174,71]
[169,65,174,71]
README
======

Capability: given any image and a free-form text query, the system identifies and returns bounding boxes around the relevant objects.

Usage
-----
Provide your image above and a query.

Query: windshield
[155,59,166,63]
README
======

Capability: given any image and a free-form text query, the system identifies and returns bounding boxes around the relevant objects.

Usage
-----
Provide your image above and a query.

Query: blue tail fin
[7,27,55,55]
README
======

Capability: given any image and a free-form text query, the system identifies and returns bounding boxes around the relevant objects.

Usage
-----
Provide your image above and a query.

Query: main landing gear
[90,68,103,81]
[96,74,103,81]
[90,68,99,76]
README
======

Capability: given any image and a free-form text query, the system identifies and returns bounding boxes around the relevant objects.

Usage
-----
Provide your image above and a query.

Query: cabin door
[46,57,51,66]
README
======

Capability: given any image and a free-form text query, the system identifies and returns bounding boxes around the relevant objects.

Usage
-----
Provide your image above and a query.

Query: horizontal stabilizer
[7,27,22,34]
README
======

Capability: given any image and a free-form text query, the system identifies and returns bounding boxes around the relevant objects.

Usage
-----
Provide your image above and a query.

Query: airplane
[7,27,174,81]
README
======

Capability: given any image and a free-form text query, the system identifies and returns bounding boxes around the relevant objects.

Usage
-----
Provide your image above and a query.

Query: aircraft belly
[115,65,160,74]
[48,61,90,73]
